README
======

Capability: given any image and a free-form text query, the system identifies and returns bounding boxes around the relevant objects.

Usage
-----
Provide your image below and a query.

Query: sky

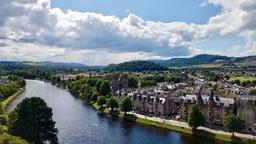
[0,0,255,65]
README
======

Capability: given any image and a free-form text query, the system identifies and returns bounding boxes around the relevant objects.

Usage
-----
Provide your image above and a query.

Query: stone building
[108,74,128,94]
[237,96,256,133]
[116,89,178,117]
[180,90,235,126]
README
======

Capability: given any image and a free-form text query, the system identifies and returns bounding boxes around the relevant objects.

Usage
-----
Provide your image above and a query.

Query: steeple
[208,90,216,106]
[196,89,204,105]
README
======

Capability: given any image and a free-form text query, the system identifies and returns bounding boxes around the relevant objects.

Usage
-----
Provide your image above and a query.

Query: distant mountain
[0,61,87,70]
[104,60,168,72]
[153,54,256,67]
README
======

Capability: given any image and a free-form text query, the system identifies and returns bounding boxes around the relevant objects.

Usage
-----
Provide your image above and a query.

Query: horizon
[0,0,256,65]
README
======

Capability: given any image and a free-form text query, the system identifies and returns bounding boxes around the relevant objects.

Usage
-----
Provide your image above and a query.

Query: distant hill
[153,54,256,67]
[0,61,87,70]
[104,60,168,72]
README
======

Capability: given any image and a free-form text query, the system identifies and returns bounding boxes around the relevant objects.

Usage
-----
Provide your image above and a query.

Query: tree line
[0,77,26,101]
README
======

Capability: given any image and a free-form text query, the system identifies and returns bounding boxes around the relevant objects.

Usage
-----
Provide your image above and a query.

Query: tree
[128,76,138,88]
[188,105,205,130]
[8,97,58,144]
[224,115,244,135]
[95,80,103,92]
[100,81,111,96]
[0,103,3,115]
[97,96,106,108]
[120,97,133,114]
[107,97,118,111]
[249,89,256,95]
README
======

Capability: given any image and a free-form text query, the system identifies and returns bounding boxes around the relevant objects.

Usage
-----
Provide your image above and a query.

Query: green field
[229,77,256,82]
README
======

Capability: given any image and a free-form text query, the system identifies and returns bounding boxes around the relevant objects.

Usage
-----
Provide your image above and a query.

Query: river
[6,80,225,144]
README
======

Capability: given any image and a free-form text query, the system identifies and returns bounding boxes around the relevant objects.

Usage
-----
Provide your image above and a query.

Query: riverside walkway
[129,112,256,140]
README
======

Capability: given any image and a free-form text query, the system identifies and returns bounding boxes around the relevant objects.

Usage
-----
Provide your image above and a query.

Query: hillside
[104,60,168,72]
[154,54,256,67]
[0,61,87,71]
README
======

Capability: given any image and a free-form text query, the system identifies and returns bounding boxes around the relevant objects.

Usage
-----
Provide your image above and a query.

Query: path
[129,112,256,140]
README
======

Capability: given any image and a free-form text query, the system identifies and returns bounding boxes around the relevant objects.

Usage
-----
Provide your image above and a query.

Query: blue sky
[51,0,221,24]
[0,0,255,65]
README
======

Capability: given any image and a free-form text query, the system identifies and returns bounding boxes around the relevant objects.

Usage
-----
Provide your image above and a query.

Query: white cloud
[0,0,255,65]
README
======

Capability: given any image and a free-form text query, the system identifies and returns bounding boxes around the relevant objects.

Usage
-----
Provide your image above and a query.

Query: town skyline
[0,0,256,65]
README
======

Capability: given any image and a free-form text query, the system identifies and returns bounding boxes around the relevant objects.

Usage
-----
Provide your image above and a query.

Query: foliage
[107,97,118,111]
[128,76,138,88]
[188,105,205,130]
[166,75,180,83]
[140,80,157,88]
[100,81,111,96]
[0,77,25,101]
[0,132,28,144]
[224,115,244,134]
[0,103,3,115]
[97,96,106,107]
[104,60,168,72]
[120,97,133,114]
[155,54,231,67]
[249,89,256,95]
[0,115,7,125]
[95,80,103,92]
[8,97,58,144]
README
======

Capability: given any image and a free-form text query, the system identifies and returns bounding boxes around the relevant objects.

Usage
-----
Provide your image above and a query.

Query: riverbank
[91,102,256,144]
[2,88,25,111]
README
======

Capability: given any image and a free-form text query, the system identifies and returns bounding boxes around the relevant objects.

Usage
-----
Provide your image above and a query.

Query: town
[52,68,256,135]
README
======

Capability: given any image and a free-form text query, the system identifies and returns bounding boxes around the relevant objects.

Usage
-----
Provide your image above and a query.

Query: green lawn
[229,77,256,82]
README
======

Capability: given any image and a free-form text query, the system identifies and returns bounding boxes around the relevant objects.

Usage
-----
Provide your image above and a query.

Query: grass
[91,101,256,144]
[0,126,28,144]
[229,77,256,82]
[2,88,24,110]
[0,133,28,144]
[198,63,223,68]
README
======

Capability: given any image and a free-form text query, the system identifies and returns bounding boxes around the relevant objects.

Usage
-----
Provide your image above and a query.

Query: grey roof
[182,94,234,107]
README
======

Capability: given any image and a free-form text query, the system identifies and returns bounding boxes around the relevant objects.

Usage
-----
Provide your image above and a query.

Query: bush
[0,115,7,125]
[97,96,106,107]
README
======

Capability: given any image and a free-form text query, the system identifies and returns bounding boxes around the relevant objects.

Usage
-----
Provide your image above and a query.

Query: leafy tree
[0,103,3,115]
[97,96,106,108]
[188,105,205,130]
[0,114,7,125]
[90,95,97,102]
[100,81,111,96]
[233,79,241,85]
[95,80,103,92]
[69,80,81,96]
[8,97,58,144]
[107,97,118,111]
[120,97,133,114]
[224,115,244,135]
[128,76,138,88]
[248,89,256,95]
[224,75,230,80]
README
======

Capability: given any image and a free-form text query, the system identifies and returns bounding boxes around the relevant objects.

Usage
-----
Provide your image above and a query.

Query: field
[229,77,256,82]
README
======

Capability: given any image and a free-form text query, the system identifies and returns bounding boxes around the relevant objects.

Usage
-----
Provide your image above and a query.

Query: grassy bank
[91,102,256,144]
[2,88,25,110]
[0,126,28,144]
[0,133,28,144]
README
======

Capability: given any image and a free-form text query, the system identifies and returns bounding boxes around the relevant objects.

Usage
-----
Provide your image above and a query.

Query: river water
[6,80,225,144]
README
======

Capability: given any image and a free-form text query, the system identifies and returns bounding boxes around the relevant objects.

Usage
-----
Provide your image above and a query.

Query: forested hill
[0,61,87,70]
[104,60,168,72]
[153,54,256,67]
